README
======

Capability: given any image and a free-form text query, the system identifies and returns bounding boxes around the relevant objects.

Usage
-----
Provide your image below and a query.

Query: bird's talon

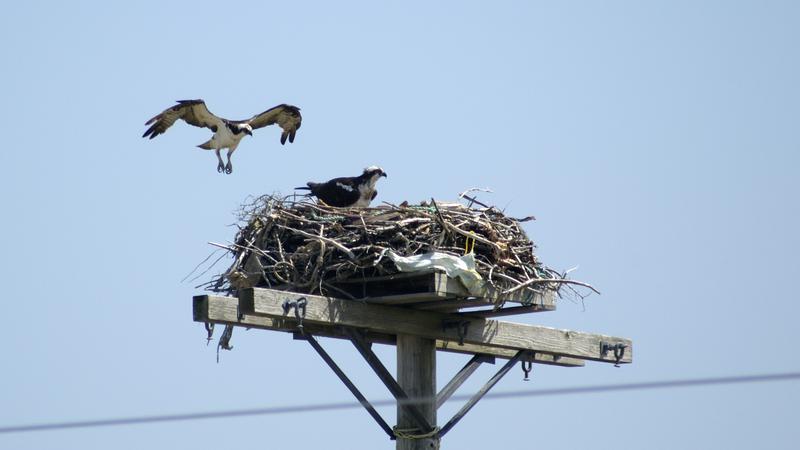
[142,101,301,174]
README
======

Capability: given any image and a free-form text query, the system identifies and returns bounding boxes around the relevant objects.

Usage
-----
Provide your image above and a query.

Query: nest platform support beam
[436,354,495,409]
[397,334,438,450]
[296,332,395,440]
[193,291,634,447]
[346,329,434,435]
[437,350,525,439]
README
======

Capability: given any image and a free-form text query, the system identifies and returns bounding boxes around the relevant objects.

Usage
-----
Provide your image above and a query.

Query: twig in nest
[273,223,356,260]
[430,198,502,252]
[208,242,236,252]
[502,278,601,296]
[182,249,226,283]
[204,194,596,308]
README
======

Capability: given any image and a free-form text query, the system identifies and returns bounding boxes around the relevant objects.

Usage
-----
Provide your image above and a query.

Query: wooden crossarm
[193,295,586,367]
[238,288,632,364]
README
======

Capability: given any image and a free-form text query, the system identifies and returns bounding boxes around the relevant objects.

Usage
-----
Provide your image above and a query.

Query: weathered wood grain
[239,288,632,364]
[461,304,549,318]
[364,292,451,305]
[396,334,438,449]
[194,295,585,367]
[334,271,556,313]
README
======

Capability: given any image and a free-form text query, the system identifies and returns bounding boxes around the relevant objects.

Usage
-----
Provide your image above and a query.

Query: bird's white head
[363,166,388,179]
[241,123,254,136]
[360,166,388,192]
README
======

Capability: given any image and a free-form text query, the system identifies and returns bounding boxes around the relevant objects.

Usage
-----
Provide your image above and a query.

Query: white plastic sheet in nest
[386,251,486,296]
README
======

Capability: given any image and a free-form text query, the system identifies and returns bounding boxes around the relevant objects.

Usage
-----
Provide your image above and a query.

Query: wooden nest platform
[204,194,596,317]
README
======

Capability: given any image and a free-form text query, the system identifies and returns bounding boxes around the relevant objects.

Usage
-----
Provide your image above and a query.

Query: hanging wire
[1,371,798,435]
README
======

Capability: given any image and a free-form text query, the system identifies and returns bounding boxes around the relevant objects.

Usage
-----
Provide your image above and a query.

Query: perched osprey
[142,99,301,174]
[296,166,388,207]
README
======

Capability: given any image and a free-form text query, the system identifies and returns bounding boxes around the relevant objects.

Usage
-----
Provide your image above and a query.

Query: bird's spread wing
[244,104,302,144]
[142,99,224,139]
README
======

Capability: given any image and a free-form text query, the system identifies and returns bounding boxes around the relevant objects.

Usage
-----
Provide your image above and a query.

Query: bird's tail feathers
[197,140,214,150]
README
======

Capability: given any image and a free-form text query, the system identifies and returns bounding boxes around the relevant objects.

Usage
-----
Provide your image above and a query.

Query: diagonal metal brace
[438,350,528,439]
[436,354,495,409]
[295,332,395,440]
[345,328,435,434]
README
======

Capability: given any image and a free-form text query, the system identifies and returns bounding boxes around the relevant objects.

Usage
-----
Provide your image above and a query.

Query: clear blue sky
[2,1,799,449]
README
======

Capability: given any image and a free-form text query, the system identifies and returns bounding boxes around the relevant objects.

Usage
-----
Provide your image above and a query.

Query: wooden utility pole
[396,335,437,450]
[193,273,633,448]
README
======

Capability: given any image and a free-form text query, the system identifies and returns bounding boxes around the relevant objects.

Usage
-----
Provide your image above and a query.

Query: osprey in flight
[142,99,301,174]
[296,166,388,207]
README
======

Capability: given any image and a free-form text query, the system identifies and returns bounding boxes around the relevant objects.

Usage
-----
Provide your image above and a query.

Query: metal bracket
[443,320,470,345]
[204,322,214,346]
[282,297,308,332]
[521,359,533,381]
[601,342,627,367]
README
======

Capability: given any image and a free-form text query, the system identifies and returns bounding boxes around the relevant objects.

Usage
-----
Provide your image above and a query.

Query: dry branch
[204,194,594,304]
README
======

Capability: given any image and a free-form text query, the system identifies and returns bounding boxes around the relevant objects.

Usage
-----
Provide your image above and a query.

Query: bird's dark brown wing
[142,99,223,139]
[244,104,302,145]
[307,177,360,207]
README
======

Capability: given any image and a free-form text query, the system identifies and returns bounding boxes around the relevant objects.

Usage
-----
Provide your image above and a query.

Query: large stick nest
[202,194,593,304]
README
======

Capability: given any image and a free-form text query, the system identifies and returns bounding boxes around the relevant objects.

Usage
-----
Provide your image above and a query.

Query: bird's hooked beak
[245,128,253,136]
[381,171,388,178]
